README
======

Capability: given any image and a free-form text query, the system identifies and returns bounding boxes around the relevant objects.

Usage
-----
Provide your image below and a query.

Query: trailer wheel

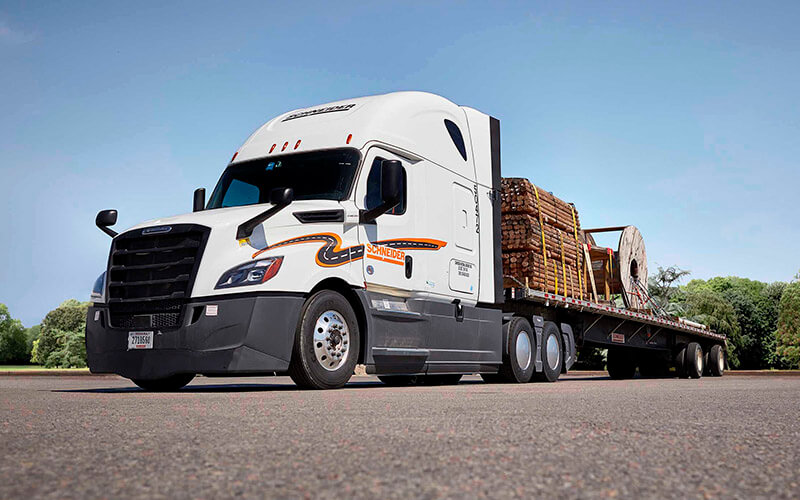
[378,375,420,387]
[132,373,195,392]
[288,290,360,389]
[708,344,724,377]
[686,342,704,379]
[607,348,637,379]
[497,317,535,383]
[673,345,688,378]
[534,321,563,382]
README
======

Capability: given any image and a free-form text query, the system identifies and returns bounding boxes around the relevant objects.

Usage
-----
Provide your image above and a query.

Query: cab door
[354,147,426,295]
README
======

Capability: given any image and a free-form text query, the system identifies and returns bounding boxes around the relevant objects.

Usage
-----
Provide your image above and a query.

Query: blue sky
[1,1,798,326]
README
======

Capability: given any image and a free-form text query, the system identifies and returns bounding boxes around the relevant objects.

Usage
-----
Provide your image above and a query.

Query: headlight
[215,256,283,289]
[91,271,106,303]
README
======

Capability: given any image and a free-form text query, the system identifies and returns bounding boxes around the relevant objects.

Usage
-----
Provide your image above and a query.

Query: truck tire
[686,342,704,379]
[497,317,535,383]
[378,375,420,386]
[673,345,688,378]
[607,348,637,380]
[708,344,725,377]
[132,373,195,392]
[288,290,360,389]
[534,321,563,382]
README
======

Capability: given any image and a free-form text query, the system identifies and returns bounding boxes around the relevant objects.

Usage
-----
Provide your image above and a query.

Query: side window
[221,179,260,207]
[444,119,467,161]
[365,157,407,215]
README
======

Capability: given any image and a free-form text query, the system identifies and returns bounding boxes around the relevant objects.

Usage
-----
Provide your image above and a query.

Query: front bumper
[86,294,305,380]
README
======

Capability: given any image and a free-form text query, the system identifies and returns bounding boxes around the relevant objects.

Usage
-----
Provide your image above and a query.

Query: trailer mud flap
[560,323,576,372]
[532,315,544,372]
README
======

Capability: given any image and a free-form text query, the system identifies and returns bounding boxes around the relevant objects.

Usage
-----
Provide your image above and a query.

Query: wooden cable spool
[617,226,647,308]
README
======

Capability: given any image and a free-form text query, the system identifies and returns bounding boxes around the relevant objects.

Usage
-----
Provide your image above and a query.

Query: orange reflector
[269,144,276,153]
[281,141,288,152]
[346,133,353,144]
[294,139,301,150]
[231,152,238,162]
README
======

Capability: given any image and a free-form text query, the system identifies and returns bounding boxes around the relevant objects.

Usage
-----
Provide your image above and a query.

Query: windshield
[207,148,361,209]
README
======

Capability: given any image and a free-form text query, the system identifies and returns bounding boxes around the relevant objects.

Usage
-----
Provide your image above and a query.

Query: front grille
[107,224,209,329]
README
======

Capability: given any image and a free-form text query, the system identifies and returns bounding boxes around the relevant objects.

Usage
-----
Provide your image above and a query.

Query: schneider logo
[142,226,172,235]
[282,104,356,122]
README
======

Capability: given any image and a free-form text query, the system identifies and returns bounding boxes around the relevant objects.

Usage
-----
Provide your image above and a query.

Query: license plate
[128,331,153,350]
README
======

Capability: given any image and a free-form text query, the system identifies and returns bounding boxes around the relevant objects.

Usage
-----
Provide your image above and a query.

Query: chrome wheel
[546,333,560,370]
[313,310,350,371]
[516,330,532,371]
[695,347,703,374]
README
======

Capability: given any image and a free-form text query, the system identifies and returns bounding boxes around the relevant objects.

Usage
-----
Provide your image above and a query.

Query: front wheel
[288,290,360,389]
[132,373,195,392]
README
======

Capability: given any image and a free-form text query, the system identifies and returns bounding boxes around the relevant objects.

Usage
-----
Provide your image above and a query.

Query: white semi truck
[86,91,726,390]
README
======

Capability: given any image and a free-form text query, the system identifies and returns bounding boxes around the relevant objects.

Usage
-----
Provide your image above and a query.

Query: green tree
[0,304,28,364]
[25,324,41,358]
[34,299,89,366]
[648,265,691,313]
[683,287,742,367]
[43,329,87,368]
[684,277,785,369]
[775,280,800,368]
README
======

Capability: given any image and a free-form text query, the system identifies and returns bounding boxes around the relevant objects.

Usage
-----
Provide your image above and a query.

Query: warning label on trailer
[611,333,625,343]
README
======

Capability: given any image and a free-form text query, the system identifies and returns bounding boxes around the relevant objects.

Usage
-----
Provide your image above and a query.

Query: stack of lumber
[501,178,586,298]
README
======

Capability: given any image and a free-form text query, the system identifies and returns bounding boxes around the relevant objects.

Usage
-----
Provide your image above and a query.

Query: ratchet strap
[533,185,548,292]
[570,205,584,299]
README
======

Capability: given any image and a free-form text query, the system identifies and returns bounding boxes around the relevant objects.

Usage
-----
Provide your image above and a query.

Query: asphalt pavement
[1,374,798,499]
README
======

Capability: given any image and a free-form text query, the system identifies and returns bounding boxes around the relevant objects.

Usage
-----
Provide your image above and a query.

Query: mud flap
[560,323,576,372]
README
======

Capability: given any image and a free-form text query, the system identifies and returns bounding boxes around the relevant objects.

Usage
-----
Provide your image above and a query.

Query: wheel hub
[516,331,532,371]
[313,310,350,371]
[546,334,560,370]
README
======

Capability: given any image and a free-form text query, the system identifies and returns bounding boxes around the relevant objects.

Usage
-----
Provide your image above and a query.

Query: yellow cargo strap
[570,205,584,300]
[533,185,548,291]
[559,231,567,297]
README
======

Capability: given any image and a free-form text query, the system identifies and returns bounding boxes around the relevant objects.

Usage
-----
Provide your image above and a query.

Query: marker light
[231,152,238,163]
[269,144,276,153]
[346,133,353,144]
[294,139,301,150]
[281,141,288,152]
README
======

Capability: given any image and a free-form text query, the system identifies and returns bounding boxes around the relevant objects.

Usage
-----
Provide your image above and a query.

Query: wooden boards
[500,178,586,298]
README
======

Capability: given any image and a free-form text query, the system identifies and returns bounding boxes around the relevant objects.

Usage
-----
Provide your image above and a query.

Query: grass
[0,365,89,371]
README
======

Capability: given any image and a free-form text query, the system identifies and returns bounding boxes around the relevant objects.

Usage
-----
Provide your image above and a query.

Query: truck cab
[87,91,506,390]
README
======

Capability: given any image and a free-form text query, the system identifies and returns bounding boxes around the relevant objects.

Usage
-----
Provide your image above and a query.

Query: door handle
[405,255,413,279]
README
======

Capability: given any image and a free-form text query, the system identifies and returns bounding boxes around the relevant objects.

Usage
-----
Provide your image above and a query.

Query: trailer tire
[686,342,704,379]
[132,373,195,392]
[378,375,420,387]
[607,348,637,379]
[288,290,360,389]
[534,321,563,382]
[708,344,725,377]
[498,317,535,383]
[674,345,688,378]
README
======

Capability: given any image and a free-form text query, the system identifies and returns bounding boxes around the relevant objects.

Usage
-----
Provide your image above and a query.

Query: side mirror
[96,209,118,238]
[380,160,403,206]
[235,187,295,240]
[269,187,294,206]
[193,188,206,212]
[359,160,404,223]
